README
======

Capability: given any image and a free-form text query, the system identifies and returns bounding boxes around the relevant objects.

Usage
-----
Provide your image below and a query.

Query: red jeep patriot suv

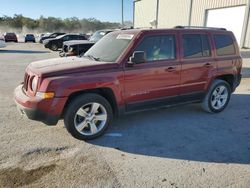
[14,27,242,140]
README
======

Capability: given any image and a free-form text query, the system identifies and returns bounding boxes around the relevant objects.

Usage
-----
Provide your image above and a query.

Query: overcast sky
[0,0,133,22]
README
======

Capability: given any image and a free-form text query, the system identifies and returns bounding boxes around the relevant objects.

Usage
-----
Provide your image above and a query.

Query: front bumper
[14,85,67,125]
[16,102,59,125]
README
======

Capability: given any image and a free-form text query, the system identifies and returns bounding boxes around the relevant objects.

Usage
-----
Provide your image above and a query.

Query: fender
[39,69,125,107]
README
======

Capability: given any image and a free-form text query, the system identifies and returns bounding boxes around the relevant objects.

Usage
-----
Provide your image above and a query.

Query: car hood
[63,40,95,46]
[28,57,118,77]
[43,38,55,44]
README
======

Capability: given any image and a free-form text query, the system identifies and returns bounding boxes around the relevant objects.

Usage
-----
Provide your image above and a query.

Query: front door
[124,33,181,111]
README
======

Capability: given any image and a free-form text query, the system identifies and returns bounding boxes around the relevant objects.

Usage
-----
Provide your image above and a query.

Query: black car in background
[59,30,113,57]
[25,34,36,43]
[39,32,65,43]
[59,40,95,57]
[44,34,87,51]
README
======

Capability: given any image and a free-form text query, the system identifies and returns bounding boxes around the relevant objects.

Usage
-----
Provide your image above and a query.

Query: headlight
[31,76,38,91]
[68,47,74,52]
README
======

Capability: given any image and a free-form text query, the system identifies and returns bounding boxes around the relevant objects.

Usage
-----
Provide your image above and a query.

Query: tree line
[0,14,132,33]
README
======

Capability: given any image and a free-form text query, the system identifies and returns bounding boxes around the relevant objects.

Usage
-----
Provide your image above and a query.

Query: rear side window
[182,34,211,58]
[135,35,176,62]
[214,34,235,56]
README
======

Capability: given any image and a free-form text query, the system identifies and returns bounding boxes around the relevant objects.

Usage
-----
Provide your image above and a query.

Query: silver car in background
[0,36,6,48]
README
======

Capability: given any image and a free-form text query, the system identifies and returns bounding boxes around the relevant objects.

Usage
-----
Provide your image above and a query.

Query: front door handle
[165,67,176,72]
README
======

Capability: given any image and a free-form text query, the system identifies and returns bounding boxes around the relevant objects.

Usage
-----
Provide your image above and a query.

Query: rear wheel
[64,94,113,140]
[202,79,231,113]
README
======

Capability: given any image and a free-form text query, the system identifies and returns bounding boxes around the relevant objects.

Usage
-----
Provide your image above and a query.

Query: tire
[50,44,58,51]
[64,93,113,140]
[202,79,231,113]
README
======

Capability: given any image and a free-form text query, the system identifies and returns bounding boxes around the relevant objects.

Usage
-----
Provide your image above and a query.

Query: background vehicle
[14,27,242,140]
[0,36,6,48]
[44,33,87,51]
[4,32,18,42]
[39,32,65,43]
[25,34,36,43]
[59,29,113,57]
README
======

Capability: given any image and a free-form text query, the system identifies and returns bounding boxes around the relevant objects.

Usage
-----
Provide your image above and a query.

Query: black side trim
[126,92,205,112]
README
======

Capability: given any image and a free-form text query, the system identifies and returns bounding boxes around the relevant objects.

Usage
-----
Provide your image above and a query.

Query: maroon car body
[14,28,242,140]
[4,32,18,42]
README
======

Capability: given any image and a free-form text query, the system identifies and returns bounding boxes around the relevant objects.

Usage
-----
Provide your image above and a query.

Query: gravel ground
[0,43,249,188]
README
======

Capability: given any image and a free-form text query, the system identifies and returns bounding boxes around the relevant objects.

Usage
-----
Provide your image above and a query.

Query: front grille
[23,73,30,91]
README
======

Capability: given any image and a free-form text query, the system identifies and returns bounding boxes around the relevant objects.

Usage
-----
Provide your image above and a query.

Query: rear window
[214,34,235,56]
[182,34,211,58]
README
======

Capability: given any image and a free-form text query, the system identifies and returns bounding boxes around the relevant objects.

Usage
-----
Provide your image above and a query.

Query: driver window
[63,35,70,41]
[134,35,176,62]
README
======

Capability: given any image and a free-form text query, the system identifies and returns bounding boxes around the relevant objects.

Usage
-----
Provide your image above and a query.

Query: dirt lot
[0,43,250,188]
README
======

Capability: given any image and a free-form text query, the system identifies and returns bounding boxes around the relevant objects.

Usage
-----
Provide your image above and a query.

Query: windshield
[89,31,109,42]
[56,34,65,39]
[84,33,133,62]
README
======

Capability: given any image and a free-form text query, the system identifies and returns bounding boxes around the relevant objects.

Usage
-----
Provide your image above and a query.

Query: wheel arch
[62,88,119,118]
[214,74,235,91]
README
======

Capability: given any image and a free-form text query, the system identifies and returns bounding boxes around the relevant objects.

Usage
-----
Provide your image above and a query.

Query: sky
[0,0,133,22]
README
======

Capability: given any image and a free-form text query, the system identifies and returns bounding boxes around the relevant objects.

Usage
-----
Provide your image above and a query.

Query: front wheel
[50,44,58,51]
[64,94,113,140]
[202,79,231,113]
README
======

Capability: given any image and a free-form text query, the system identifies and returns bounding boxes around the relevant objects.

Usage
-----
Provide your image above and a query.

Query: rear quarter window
[214,34,236,56]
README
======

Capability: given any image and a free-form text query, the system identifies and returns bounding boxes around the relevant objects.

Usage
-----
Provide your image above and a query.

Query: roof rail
[174,26,227,31]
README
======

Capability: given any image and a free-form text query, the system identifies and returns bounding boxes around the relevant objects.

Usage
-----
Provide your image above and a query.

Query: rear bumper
[14,85,68,125]
[5,39,17,42]
[25,39,35,42]
[233,73,242,91]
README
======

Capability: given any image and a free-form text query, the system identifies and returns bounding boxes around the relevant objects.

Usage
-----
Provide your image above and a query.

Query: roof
[111,26,232,36]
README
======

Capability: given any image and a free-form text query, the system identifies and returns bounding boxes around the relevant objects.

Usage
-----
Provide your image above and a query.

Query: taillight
[23,73,30,91]
[30,76,38,92]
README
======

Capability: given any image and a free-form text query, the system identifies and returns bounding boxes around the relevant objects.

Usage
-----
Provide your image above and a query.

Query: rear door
[124,32,181,110]
[180,32,216,98]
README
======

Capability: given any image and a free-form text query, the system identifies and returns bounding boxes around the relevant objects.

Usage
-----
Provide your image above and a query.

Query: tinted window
[182,34,211,58]
[79,35,87,40]
[135,35,176,61]
[214,34,235,56]
[63,35,70,41]
[64,35,76,41]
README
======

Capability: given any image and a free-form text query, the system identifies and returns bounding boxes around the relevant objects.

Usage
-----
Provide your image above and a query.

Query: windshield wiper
[84,54,100,61]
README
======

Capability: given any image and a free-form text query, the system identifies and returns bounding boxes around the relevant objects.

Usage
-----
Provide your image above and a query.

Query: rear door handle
[204,63,212,67]
[165,67,176,72]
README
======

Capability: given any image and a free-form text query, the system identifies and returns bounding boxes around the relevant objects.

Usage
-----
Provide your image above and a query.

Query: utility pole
[122,0,124,27]
[188,0,193,26]
[156,0,159,28]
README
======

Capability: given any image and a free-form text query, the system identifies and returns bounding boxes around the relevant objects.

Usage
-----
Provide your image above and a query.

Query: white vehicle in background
[0,36,6,48]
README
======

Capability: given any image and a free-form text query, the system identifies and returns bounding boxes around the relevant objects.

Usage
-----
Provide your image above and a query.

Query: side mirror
[129,51,146,65]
